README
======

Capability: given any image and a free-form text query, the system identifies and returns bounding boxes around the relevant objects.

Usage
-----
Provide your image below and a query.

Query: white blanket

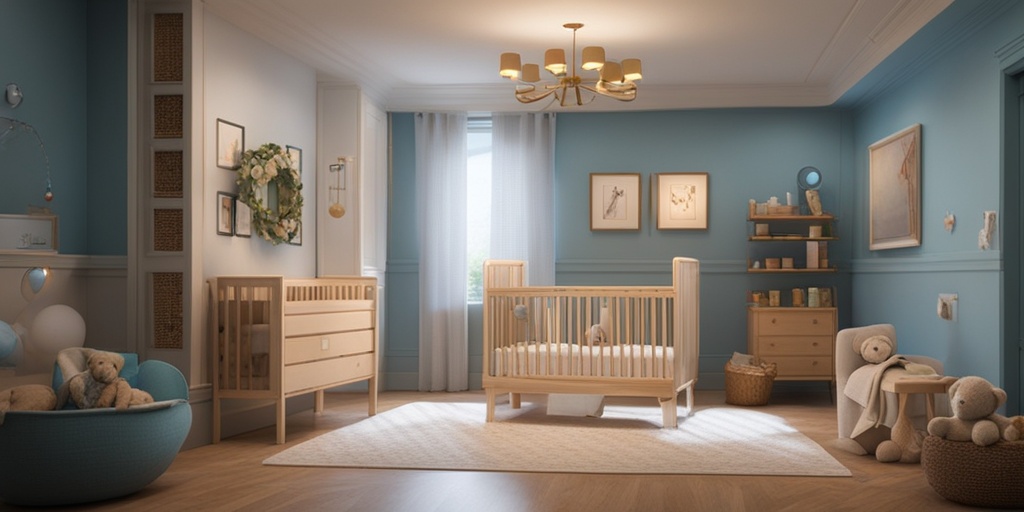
[847,355,936,438]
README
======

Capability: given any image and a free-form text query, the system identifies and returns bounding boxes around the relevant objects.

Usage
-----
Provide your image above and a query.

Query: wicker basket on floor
[921,436,1024,509]
[724,360,777,406]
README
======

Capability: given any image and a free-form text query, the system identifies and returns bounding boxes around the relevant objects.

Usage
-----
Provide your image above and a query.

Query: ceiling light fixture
[499,23,641,107]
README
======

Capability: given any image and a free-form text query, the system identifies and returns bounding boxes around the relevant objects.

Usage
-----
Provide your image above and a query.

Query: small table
[882,376,958,450]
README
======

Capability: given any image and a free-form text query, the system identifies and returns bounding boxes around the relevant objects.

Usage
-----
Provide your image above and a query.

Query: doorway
[1005,65,1024,415]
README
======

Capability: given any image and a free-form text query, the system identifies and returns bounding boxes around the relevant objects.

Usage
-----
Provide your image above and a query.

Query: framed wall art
[216,118,244,170]
[869,124,921,250]
[590,173,641,231]
[234,198,251,238]
[217,192,235,236]
[286,145,302,172]
[653,172,709,230]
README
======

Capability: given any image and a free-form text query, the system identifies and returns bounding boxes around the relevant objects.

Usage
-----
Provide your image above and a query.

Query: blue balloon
[0,320,17,360]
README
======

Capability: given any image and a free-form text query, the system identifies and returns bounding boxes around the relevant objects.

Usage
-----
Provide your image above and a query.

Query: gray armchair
[835,323,949,455]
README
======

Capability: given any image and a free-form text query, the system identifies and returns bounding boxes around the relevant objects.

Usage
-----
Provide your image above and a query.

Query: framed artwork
[288,221,302,246]
[590,173,641,231]
[653,172,709,230]
[216,118,244,170]
[287,145,302,172]
[217,192,235,236]
[234,198,251,238]
[869,124,921,250]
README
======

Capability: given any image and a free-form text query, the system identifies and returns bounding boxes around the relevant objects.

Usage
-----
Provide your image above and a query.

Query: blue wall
[845,0,1024,396]
[387,109,853,390]
[0,0,126,255]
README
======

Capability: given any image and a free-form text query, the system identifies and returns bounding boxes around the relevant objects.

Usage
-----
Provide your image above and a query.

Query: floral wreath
[236,142,303,245]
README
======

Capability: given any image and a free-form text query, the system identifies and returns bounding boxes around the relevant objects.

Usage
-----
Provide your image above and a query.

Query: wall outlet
[321,338,330,350]
[938,293,958,321]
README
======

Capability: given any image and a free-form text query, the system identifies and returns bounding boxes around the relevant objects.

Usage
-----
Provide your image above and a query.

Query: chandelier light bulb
[622,59,643,82]
[499,52,521,79]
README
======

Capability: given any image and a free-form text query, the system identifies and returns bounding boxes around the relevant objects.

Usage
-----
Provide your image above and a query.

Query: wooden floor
[21,390,978,512]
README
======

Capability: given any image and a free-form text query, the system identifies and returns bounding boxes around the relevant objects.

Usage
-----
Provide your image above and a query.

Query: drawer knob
[771,318,777,324]
[812,342,818,347]
[812,319,818,324]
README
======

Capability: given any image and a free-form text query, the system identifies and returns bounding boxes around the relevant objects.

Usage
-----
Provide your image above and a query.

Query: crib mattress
[493,342,674,379]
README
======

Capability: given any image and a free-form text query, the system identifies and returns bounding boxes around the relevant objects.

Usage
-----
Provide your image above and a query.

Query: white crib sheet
[493,342,674,378]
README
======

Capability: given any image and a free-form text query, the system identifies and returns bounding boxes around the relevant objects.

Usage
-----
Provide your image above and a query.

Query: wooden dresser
[747,306,836,383]
[210,276,378,444]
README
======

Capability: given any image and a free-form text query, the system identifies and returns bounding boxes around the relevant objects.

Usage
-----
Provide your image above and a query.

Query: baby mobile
[3,84,53,203]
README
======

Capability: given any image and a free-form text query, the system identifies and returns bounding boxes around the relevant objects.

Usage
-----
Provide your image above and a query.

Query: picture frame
[869,124,921,250]
[234,198,251,238]
[590,173,641,231]
[287,221,302,246]
[216,118,244,170]
[216,192,235,236]
[652,172,709,230]
[286,145,302,172]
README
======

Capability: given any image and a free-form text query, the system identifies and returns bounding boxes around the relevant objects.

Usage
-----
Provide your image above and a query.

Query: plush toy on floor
[927,376,1012,447]
[0,384,56,422]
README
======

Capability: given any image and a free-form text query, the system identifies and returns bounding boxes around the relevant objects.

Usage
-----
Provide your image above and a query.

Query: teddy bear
[858,334,893,364]
[56,350,152,410]
[0,384,57,422]
[927,376,1012,446]
[1001,415,1024,441]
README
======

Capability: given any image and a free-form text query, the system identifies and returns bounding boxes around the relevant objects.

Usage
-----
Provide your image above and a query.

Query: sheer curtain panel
[415,112,469,391]
[490,112,556,285]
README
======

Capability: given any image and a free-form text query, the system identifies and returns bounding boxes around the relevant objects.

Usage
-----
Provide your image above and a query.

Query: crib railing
[485,286,676,379]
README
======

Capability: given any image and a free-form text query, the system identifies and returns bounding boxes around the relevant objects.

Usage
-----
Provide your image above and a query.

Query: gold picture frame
[590,173,641,231]
[869,124,921,250]
[653,172,709,230]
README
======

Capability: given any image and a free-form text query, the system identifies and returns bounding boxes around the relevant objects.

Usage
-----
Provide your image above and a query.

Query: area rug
[263,401,851,476]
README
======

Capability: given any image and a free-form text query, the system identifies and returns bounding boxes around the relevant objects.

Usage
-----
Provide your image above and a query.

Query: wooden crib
[209,276,378,444]
[483,257,700,428]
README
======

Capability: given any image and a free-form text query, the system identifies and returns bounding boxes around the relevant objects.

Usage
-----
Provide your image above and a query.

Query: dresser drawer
[757,335,832,356]
[285,329,374,365]
[756,310,833,336]
[763,356,833,378]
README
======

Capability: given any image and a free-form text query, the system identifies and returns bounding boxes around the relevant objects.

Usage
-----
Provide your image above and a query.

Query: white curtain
[415,112,469,391]
[490,112,557,285]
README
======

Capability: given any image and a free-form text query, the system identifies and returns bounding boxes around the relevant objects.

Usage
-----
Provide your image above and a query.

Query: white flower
[250,165,264,181]
[273,223,287,238]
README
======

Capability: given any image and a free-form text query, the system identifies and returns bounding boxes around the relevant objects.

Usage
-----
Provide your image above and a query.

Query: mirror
[797,166,822,190]
[1,117,52,213]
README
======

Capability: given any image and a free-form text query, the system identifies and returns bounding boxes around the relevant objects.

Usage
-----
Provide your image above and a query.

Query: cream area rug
[264,401,850,476]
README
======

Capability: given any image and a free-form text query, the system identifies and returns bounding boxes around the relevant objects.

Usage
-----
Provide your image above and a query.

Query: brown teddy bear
[927,376,1012,446]
[0,384,57,421]
[1002,415,1024,441]
[56,350,152,410]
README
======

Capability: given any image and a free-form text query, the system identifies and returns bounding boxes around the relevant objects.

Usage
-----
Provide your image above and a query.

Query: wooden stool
[882,376,957,457]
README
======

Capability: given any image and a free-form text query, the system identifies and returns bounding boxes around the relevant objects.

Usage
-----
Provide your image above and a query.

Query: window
[466,117,492,302]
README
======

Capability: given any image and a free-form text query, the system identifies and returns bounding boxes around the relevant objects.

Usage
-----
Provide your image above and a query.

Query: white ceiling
[202,0,954,112]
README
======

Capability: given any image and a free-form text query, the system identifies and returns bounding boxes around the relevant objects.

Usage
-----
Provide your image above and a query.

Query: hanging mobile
[328,157,347,219]
[44,177,53,202]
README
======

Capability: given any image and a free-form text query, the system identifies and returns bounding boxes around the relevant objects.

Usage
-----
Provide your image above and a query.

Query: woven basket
[922,436,1024,508]
[724,360,777,406]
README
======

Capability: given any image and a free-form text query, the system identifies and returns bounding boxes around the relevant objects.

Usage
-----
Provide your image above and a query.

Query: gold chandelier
[499,23,642,107]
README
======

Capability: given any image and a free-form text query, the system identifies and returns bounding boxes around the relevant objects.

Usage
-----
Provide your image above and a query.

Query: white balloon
[30,304,86,354]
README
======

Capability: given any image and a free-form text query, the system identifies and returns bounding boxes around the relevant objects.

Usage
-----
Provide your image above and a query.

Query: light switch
[321,338,330,350]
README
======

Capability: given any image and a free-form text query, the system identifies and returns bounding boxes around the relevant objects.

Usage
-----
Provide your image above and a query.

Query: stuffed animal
[1002,415,1024,441]
[0,384,57,421]
[928,376,1012,446]
[96,378,154,408]
[57,350,132,410]
[858,334,894,364]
